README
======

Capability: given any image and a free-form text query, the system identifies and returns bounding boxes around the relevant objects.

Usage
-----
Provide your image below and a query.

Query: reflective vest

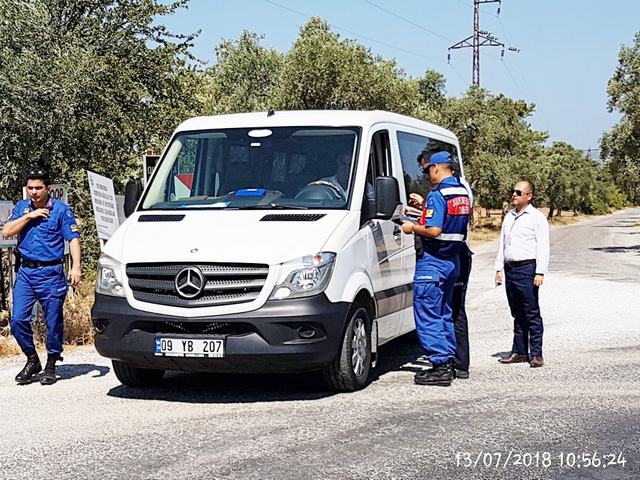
[421,178,471,259]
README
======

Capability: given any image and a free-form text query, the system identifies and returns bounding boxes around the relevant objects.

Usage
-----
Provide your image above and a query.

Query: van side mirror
[374,176,401,220]
[124,179,143,218]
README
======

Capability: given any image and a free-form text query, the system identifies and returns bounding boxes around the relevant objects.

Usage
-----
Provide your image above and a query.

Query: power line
[448,63,469,85]
[496,16,531,97]
[262,0,446,64]
[364,0,454,42]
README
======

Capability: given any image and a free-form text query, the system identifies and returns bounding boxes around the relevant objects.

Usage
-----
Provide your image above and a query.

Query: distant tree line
[0,1,636,265]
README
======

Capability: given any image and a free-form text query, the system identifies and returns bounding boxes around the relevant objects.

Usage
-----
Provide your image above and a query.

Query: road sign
[0,201,17,247]
[87,171,119,240]
[143,154,161,185]
[48,184,68,204]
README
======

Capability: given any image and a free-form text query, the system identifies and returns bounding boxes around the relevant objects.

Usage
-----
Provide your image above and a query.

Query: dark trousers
[504,262,544,357]
[452,245,472,371]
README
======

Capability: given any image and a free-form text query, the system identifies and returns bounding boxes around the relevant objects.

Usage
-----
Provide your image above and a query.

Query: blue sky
[163,0,640,152]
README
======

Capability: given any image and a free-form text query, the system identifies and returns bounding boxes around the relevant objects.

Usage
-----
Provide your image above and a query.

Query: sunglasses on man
[512,189,531,196]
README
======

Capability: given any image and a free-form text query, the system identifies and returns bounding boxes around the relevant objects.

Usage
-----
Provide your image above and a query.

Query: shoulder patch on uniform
[70,224,79,233]
[425,209,434,219]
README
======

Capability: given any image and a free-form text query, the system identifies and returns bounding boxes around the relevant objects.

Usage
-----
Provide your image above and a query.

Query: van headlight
[96,254,126,297]
[270,252,336,300]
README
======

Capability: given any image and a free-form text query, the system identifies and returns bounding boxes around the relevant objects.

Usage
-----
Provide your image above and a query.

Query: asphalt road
[1,208,639,480]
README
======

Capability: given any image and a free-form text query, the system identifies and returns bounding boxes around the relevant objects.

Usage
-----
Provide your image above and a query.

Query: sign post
[0,201,16,311]
[87,171,119,242]
[0,201,17,249]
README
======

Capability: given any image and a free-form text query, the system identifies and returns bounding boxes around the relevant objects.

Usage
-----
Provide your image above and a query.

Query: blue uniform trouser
[11,264,68,356]
[413,254,460,366]
[504,262,543,357]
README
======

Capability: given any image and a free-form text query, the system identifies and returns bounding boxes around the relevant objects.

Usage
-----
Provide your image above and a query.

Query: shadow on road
[56,363,110,380]
[106,370,338,403]
[372,331,427,376]
[490,351,512,358]
[105,332,435,404]
[590,245,640,254]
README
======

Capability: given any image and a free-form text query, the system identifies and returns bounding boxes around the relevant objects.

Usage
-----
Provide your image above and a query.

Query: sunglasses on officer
[25,169,50,185]
[512,189,531,197]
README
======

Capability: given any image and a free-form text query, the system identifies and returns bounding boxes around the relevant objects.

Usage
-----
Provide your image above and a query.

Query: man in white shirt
[494,180,550,368]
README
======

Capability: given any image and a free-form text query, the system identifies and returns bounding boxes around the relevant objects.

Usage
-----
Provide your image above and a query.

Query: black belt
[21,258,64,268]
[504,259,536,268]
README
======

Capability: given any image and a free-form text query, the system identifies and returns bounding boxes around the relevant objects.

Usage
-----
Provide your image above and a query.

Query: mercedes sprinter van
[91,110,465,391]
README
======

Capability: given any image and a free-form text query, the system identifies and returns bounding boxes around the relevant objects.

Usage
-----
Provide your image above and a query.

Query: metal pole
[0,248,6,311]
[473,0,480,86]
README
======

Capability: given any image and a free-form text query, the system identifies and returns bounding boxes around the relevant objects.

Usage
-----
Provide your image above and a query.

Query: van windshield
[142,127,360,210]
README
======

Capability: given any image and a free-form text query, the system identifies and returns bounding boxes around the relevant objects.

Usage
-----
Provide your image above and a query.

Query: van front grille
[126,263,269,308]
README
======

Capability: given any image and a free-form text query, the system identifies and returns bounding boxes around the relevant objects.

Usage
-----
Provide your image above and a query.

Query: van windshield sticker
[235,189,266,197]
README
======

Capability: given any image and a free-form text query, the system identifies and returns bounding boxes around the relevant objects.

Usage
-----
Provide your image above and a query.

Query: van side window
[396,131,460,201]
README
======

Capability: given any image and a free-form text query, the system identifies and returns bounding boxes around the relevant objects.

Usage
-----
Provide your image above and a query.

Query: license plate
[154,337,224,358]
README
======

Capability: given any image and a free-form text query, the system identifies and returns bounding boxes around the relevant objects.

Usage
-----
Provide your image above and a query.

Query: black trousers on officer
[452,244,472,372]
[504,261,543,358]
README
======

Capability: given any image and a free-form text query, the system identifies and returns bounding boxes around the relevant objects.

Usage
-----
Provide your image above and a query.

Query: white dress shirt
[494,204,550,274]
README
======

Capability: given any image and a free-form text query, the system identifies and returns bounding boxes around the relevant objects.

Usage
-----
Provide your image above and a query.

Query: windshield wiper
[237,203,309,210]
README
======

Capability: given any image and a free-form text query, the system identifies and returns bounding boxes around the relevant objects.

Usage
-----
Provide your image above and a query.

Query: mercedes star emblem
[174,267,205,299]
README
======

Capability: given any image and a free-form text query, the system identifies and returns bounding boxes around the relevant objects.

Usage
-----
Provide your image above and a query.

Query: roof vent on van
[138,214,185,222]
[260,214,326,222]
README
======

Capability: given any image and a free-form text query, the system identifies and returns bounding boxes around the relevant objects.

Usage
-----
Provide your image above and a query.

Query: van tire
[112,360,165,387]
[323,306,372,392]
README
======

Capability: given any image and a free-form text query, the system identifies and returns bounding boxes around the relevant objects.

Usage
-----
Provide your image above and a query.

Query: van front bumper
[91,293,350,373]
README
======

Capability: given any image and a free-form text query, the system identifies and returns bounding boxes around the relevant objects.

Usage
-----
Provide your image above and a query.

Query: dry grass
[63,273,96,346]
[469,215,503,244]
[0,311,21,356]
[0,272,95,357]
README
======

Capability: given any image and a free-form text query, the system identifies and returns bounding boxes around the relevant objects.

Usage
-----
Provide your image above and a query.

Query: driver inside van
[319,153,374,201]
[319,153,352,199]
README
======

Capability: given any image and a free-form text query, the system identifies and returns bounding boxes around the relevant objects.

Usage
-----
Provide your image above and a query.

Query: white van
[92,110,465,391]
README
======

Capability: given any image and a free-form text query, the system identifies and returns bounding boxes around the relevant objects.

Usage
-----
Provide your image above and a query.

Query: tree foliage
[601,31,640,204]
[0,0,201,262]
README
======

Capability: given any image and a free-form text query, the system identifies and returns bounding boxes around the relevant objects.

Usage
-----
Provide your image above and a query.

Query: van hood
[104,210,349,266]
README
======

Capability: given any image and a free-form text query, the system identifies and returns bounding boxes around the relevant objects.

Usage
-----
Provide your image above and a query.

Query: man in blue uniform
[403,151,471,386]
[2,170,82,385]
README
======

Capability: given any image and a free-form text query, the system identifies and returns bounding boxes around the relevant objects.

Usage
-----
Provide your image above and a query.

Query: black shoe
[40,355,62,385]
[454,369,469,379]
[15,354,42,385]
[414,363,453,386]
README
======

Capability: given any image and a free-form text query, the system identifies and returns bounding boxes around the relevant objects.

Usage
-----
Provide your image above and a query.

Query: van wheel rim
[351,317,367,377]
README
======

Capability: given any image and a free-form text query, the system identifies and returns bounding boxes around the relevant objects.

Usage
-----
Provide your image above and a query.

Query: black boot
[39,354,62,385]
[414,363,453,386]
[15,354,42,385]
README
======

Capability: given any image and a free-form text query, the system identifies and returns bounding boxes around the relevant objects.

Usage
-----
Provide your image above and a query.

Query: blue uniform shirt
[8,198,80,262]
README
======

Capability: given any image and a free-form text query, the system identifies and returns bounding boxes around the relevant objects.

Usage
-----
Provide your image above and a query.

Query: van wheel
[323,306,372,392]
[112,360,165,387]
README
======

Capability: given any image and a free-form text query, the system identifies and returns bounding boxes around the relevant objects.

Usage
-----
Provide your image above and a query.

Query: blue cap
[428,151,453,165]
